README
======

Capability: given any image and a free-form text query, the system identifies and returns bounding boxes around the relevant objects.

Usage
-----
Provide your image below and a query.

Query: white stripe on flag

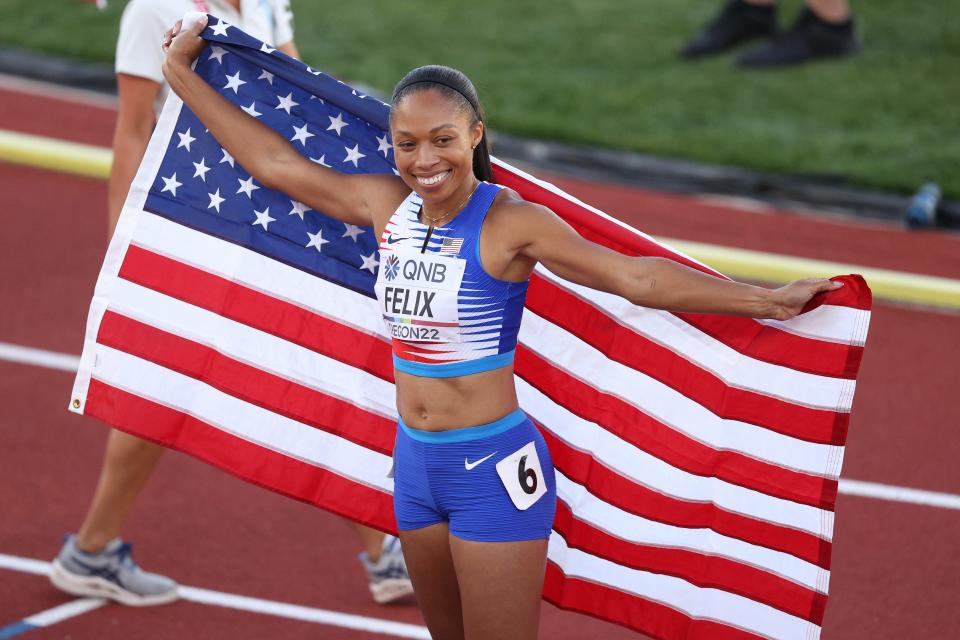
[519,378,833,537]
[92,345,394,491]
[519,313,845,478]
[491,159,721,275]
[555,471,828,592]
[133,212,388,339]
[547,535,819,640]
[758,306,871,347]
[126,213,843,479]
[537,267,857,409]
[104,260,835,534]
[106,280,397,420]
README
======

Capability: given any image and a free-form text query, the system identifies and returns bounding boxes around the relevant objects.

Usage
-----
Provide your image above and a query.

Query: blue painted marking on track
[0,621,38,639]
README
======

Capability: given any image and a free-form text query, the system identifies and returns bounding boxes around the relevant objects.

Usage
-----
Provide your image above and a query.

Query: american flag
[439,237,464,255]
[69,17,872,639]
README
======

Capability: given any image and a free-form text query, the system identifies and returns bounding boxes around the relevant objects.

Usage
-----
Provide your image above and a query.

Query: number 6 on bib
[495,441,548,511]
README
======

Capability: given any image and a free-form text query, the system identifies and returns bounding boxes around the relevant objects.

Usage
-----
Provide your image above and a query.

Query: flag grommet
[72,399,81,409]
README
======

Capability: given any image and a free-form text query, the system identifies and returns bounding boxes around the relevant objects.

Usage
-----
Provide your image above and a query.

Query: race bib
[495,441,548,511]
[374,246,465,343]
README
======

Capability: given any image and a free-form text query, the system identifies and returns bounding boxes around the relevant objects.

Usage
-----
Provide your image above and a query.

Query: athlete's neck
[420,179,480,226]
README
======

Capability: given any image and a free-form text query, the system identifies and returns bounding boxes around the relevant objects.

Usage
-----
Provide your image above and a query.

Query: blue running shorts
[393,408,556,542]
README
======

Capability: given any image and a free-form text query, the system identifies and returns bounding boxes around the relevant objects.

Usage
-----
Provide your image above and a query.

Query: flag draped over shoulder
[70,17,871,640]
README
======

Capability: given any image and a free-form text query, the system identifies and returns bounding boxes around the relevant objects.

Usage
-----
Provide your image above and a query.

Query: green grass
[1,0,957,196]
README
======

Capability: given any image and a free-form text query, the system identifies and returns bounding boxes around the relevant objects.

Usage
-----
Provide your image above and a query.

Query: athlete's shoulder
[483,186,563,252]
[367,174,415,233]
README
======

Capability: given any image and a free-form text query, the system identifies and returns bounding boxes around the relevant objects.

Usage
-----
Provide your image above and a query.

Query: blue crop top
[373,182,528,378]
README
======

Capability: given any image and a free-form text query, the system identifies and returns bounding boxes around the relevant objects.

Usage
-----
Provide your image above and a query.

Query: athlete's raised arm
[499,199,841,320]
[161,15,407,228]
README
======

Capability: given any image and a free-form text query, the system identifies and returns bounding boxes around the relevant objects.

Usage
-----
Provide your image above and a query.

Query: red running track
[1,80,959,639]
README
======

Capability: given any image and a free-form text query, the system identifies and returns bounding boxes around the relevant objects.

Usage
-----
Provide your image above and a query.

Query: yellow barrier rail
[0,129,111,179]
[666,239,960,310]
[2,129,958,310]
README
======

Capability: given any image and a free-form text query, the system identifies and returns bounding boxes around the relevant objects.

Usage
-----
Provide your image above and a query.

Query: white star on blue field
[147,16,398,295]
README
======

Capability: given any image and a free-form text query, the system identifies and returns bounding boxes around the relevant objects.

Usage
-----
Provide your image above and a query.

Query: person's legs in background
[679,0,860,67]
[50,0,412,610]
[353,522,415,604]
[738,0,859,67]
[50,430,412,605]
[50,430,178,606]
[74,431,165,553]
[679,0,779,59]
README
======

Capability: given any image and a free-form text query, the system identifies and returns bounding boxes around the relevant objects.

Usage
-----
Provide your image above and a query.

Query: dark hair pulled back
[391,65,494,183]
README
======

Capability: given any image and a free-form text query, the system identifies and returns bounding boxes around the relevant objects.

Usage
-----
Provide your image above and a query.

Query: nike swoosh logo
[464,451,498,471]
[386,235,409,244]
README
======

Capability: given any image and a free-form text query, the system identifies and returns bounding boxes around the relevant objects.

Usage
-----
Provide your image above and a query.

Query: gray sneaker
[358,535,414,604]
[50,535,178,606]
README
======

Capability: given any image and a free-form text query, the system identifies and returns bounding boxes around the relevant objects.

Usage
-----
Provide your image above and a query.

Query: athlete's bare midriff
[395,365,520,431]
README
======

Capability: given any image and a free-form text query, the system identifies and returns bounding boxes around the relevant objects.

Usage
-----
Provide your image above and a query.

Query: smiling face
[389,88,484,209]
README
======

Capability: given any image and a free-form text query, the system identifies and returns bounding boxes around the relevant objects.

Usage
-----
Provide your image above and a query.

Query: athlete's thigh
[398,523,464,640]
[449,535,548,640]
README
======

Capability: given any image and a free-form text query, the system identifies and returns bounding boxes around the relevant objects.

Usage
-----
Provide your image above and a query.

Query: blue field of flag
[144,16,397,297]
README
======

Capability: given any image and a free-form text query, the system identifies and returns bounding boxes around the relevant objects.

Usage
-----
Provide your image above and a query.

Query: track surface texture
[1,80,958,639]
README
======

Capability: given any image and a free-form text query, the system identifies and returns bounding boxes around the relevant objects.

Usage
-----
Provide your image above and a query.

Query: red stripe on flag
[117,243,837,512]
[552,501,827,624]
[494,167,718,275]
[526,277,849,446]
[498,165,869,372]
[542,562,768,640]
[497,165,871,312]
[84,379,397,532]
[113,221,837,560]
[691,274,868,379]
[112,244,829,562]
[675,307,863,379]
[542,429,831,568]
[517,347,839,510]
[96,311,397,454]
[799,274,872,312]
[95,281,831,619]
[118,244,395,382]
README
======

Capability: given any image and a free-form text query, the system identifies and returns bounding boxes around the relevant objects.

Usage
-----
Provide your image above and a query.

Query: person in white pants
[50,0,413,607]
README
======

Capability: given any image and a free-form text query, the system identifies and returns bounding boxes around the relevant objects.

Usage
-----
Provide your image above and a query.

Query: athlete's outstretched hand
[767,278,843,320]
[162,13,208,65]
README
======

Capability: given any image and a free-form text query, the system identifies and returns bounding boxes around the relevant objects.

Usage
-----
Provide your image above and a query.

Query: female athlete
[163,16,841,640]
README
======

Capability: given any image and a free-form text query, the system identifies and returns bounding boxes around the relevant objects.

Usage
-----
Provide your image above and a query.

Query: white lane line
[0,555,49,575]
[0,598,106,639]
[179,587,429,638]
[23,598,107,626]
[0,554,430,639]
[4,341,959,513]
[0,342,80,372]
[838,479,960,510]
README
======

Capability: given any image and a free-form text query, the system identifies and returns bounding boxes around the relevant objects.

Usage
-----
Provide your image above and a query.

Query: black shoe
[737,8,860,68]
[679,0,778,59]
